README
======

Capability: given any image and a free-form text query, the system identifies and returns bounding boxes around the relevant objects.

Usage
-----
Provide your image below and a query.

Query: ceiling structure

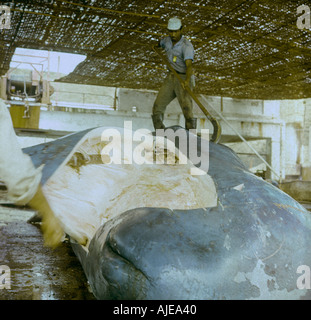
[1,0,311,100]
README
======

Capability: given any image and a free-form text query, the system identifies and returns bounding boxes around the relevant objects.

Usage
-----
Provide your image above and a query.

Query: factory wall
[15,80,311,182]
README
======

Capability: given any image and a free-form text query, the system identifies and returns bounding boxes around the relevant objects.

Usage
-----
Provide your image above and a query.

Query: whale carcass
[23,126,311,300]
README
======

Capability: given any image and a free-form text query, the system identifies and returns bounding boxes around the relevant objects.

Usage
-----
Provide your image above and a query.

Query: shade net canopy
[1,0,310,100]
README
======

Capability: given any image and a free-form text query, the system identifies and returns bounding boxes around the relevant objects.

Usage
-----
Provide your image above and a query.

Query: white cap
[167,17,182,31]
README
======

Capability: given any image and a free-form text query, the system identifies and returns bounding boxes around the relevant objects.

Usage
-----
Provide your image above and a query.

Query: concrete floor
[0,190,95,300]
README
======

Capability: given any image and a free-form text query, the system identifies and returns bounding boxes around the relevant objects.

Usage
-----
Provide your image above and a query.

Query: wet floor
[0,192,96,300]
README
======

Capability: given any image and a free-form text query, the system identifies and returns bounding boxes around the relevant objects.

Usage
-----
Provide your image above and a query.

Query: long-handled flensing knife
[152,45,221,143]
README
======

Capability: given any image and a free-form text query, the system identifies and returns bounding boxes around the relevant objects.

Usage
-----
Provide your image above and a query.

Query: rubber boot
[152,113,165,130]
[185,118,197,130]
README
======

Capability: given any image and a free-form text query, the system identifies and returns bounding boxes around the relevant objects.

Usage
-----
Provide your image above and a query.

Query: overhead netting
[1,0,311,99]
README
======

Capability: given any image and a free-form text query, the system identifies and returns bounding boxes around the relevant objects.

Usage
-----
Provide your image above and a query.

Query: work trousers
[152,72,194,120]
[0,99,42,205]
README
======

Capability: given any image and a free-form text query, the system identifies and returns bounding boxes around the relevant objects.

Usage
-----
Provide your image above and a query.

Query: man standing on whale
[152,17,196,131]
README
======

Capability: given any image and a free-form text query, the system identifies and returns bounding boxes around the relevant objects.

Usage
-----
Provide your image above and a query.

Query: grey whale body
[24,126,311,299]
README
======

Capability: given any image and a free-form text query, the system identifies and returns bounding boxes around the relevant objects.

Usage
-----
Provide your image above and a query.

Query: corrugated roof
[1,0,311,99]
